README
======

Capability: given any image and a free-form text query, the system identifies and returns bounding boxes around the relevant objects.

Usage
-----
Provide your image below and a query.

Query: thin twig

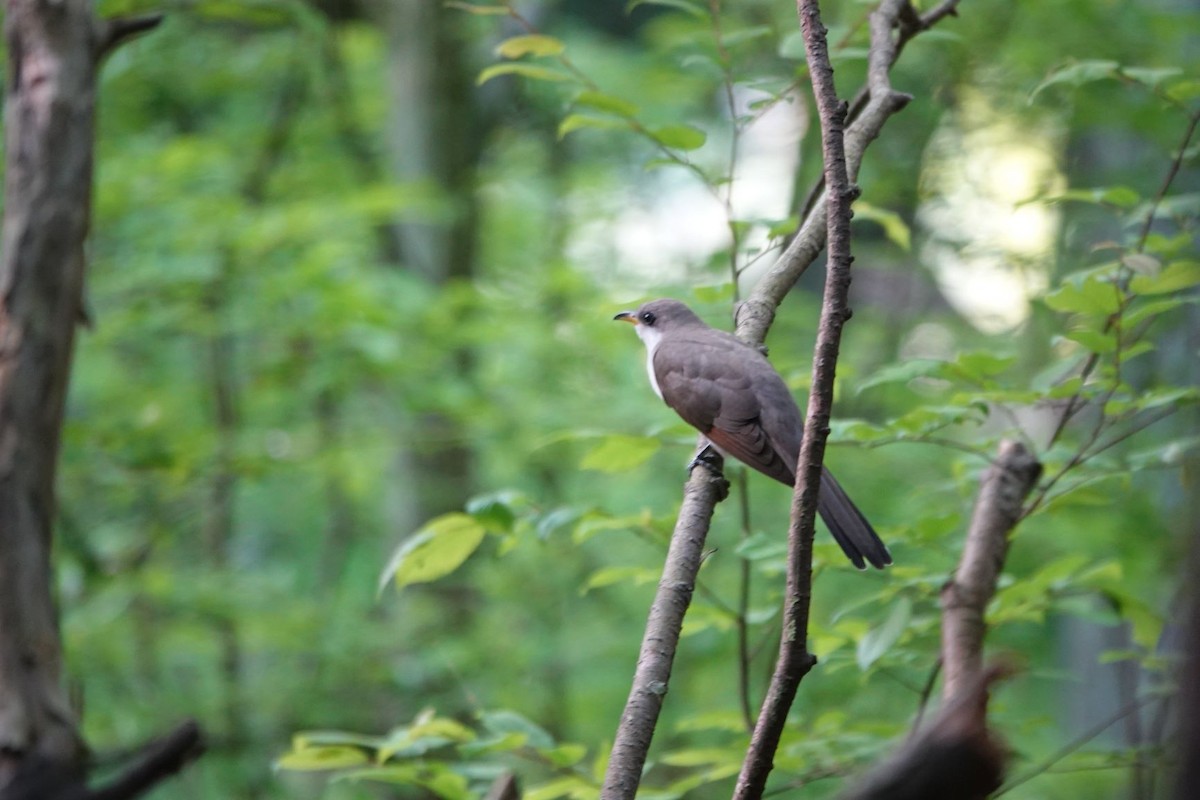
[996,695,1161,796]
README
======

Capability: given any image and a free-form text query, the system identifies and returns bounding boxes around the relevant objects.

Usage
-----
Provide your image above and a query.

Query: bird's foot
[688,444,724,478]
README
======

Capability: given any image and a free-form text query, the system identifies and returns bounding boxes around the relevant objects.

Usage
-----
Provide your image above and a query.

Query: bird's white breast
[635,324,664,400]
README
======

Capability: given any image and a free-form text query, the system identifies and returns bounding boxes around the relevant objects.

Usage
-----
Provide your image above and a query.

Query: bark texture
[600,462,729,800]
[0,2,201,797]
[940,440,1041,700]
[0,0,100,780]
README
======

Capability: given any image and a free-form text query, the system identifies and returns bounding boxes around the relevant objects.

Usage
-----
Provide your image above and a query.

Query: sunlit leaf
[558,114,629,139]
[582,565,659,594]
[526,775,596,800]
[477,63,570,85]
[276,745,370,771]
[1043,276,1122,315]
[542,743,588,768]
[495,34,566,59]
[650,124,707,151]
[572,90,639,117]
[379,513,487,591]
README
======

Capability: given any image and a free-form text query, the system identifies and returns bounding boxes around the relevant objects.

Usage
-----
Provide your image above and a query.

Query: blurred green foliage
[44,0,1200,797]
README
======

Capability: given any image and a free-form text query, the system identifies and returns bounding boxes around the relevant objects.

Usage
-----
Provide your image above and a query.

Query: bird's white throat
[635,324,664,400]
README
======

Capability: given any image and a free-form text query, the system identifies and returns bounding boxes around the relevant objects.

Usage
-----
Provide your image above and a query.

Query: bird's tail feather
[817,467,891,570]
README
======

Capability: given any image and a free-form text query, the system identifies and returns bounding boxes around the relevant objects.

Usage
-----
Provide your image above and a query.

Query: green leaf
[1124,297,1188,328]
[558,114,629,139]
[1031,60,1120,100]
[1062,328,1117,354]
[626,0,707,19]
[379,513,487,591]
[582,566,660,593]
[495,34,566,59]
[853,202,911,251]
[856,359,951,393]
[480,710,556,750]
[526,776,597,800]
[276,745,370,771]
[1043,275,1122,315]
[856,597,911,670]
[477,63,570,86]
[954,351,1016,382]
[573,90,639,117]
[446,2,510,14]
[466,490,523,533]
[1130,260,1200,295]
[542,743,588,768]
[1166,79,1200,103]
[1035,186,1141,208]
[650,124,707,151]
[1121,66,1182,89]
[580,434,660,473]
[337,765,471,800]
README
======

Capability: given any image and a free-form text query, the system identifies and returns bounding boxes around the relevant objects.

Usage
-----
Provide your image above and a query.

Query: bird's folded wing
[705,420,796,486]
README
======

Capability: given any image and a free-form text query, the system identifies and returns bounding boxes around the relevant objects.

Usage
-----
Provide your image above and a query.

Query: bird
[614,298,891,570]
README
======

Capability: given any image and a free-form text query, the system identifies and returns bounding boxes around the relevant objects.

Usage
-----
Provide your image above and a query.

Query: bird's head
[613,299,705,346]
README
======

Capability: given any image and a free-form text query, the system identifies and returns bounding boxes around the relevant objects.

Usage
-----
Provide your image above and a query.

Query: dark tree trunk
[0,0,100,783]
[0,2,201,797]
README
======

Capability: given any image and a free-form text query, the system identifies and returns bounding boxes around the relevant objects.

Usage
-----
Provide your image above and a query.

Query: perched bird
[615,298,891,569]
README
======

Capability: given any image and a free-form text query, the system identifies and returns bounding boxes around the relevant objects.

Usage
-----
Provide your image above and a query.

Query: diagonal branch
[599,464,729,800]
[736,0,922,346]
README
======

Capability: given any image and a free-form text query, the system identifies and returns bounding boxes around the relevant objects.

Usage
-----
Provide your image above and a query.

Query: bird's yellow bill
[613,311,637,324]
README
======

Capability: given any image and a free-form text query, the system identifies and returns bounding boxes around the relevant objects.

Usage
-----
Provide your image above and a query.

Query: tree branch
[94,15,163,61]
[940,441,1041,700]
[600,2,963,796]
[732,0,857,795]
[85,720,204,800]
[600,463,729,800]
[736,0,920,345]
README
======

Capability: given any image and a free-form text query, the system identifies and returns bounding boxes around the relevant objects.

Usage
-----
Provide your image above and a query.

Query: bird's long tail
[817,467,892,570]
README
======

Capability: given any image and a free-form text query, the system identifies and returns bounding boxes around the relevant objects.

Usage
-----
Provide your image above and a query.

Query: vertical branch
[940,441,1041,700]
[599,466,729,800]
[733,2,858,797]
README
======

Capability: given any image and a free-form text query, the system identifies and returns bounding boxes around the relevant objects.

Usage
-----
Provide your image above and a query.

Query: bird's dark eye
[640,311,656,325]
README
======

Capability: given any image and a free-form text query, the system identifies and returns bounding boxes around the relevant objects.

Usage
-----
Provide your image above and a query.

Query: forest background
[14,0,1198,797]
